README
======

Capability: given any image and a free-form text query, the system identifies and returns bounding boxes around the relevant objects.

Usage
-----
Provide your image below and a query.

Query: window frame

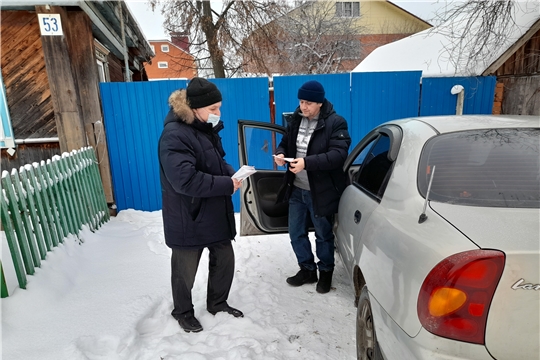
[161,44,169,52]
[157,61,169,69]
[336,1,360,18]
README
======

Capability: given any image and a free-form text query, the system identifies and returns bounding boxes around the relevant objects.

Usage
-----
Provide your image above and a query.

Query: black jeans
[171,241,235,319]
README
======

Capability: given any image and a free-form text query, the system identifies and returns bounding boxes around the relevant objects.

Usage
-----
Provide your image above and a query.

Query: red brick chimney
[171,32,190,53]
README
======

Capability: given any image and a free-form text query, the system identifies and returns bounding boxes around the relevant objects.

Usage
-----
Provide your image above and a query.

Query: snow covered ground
[2,210,357,360]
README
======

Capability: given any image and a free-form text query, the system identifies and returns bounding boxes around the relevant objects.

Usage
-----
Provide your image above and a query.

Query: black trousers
[171,241,235,319]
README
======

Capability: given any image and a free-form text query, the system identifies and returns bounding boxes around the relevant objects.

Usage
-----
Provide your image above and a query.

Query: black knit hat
[298,80,325,103]
[186,77,222,109]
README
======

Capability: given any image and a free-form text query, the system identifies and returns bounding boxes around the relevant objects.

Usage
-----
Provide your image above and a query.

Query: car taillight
[417,250,505,344]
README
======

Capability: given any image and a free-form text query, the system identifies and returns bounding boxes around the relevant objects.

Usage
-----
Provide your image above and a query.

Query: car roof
[387,115,539,134]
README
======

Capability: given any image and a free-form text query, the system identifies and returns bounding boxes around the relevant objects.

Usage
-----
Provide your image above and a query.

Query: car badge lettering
[511,278,540,291]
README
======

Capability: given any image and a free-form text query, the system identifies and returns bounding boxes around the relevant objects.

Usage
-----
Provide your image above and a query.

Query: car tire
[357,286,382,360]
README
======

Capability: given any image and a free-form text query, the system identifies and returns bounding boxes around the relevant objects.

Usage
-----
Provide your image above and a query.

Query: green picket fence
[0,147,110,297]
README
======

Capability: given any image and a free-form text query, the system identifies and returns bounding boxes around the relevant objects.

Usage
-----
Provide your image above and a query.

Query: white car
[237,115,539,360]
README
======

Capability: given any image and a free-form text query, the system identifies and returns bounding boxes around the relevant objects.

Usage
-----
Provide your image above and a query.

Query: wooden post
[63,10,115,204]
[36,5,86,153]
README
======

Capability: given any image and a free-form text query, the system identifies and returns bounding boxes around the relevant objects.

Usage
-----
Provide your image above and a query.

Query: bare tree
[431,0,539,75]
[149,0,290,78]
[243,1,367,75]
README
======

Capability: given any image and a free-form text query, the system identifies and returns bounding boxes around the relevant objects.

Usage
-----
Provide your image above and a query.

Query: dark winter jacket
[276,99,351,217]
[158,89,236,249]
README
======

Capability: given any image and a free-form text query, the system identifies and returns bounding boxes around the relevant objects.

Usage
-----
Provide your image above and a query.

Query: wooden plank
[1,173,36,274]
[20,166,53,252]
[77,150,100,229]
[1,262,9,298]
[35,5,86,153]
[93,123,115,204]
[68,151,95,231]
[0,196,27,289]
[11,169,46,263]
[36,161,64,244]
[27,165,60,247]
[63,11,115,205]
[45,160,71,238]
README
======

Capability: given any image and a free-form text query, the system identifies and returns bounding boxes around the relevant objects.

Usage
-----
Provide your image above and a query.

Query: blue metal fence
[100,73,496,212]
[100,78,270,212]
[350,71,422,145]
[420,76,497,116]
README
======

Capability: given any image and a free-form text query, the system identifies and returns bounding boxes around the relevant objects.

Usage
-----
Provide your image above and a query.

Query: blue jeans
[288,187,335,272]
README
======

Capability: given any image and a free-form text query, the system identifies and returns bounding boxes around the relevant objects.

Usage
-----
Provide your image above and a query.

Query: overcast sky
[126,0,456,42]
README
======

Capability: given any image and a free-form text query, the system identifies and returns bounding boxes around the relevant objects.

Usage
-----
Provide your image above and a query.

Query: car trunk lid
[430,203,540,359]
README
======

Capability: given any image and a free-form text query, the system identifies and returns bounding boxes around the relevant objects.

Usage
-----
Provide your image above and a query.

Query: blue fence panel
[209,77,271,209]
[101,78,269,212]
[274,73,351,127]
[350,71,422,146]
[101,80,187,212]
[420,76,496,116]
[101,74,496,213]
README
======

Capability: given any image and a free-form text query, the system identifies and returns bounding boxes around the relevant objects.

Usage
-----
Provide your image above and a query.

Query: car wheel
[356,286,380,360]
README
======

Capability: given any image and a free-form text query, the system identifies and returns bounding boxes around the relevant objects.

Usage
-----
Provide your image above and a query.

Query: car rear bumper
[369,292,495,360]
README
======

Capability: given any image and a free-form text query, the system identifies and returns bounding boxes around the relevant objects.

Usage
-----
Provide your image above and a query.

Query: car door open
[238,120,289,236]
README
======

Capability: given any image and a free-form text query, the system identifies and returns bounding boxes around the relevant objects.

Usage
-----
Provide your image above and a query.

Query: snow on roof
[353,2,540,77]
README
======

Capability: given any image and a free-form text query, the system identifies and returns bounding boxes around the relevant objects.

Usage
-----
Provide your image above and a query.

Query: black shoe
[208,304,244,318]
[177,314,203,333]
[316,270,333,294]
[286,268,318,287]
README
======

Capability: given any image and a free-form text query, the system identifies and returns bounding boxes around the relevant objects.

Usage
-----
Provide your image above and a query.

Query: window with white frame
[94,39,110,82]
[161,44,169,52]
[336,2,360,17]
[158,61,168,68]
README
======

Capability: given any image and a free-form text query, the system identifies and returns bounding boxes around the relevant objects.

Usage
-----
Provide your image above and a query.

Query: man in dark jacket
[158,77,243,333]
[274,80,351,294]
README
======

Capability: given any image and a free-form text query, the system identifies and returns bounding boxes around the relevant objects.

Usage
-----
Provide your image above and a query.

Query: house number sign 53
[38,14,64,36]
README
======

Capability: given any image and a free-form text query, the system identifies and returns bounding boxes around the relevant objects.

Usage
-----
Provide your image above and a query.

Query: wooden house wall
[495,27,540,76]
[1,10,60,173]
[108,54,124,82]
[494,27,540,115]
[1,11,56,139]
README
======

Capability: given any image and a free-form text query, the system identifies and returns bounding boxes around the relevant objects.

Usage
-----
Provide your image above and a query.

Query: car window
[354,133,393,198]
[418,128,540,208]
[244,127,284,170]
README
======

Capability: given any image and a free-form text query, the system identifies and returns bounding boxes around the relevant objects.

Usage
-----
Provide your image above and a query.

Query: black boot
[316,270,333,294]
[286,268,318,286]
[208,303,244,318]
[176,313,203,333]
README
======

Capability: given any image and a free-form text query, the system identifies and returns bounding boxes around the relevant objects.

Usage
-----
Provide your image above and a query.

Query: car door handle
[354,210,361,224]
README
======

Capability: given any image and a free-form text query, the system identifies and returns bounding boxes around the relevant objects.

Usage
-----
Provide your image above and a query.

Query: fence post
[1,172,36,275]
[36,161,65,244]
[15,167,48,259]
[0,195,27,289]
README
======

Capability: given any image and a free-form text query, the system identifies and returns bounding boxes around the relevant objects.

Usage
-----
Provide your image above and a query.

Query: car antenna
[419,165,436,224]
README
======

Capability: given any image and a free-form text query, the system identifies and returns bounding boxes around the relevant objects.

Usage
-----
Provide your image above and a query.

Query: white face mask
[207,113,220,127]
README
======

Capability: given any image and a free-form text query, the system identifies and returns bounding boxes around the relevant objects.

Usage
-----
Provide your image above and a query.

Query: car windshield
[418,128,540,208]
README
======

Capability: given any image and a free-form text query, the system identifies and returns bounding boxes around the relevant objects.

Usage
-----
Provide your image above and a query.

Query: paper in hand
[232,165,257,181]
[273,154,294,162]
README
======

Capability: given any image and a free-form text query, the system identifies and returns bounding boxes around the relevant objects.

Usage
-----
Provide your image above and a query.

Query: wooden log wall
[494,27,540,115]
[1,11,55,140]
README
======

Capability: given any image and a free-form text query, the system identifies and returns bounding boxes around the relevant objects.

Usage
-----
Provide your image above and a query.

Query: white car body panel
[336,121,481,337]
[334,115,539,359]
[370,291,495,360]
[429,204,540,359]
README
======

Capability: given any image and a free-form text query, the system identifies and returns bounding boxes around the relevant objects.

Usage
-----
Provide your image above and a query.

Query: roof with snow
[353,2,540,77]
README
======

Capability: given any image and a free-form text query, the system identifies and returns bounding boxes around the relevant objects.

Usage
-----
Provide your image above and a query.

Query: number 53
[42,17,58,32]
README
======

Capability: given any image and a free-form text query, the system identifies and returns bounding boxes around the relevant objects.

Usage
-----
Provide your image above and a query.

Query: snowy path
[2,210,356,360]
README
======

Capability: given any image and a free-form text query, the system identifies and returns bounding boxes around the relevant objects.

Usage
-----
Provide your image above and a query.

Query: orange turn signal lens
[429,287,467,317]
